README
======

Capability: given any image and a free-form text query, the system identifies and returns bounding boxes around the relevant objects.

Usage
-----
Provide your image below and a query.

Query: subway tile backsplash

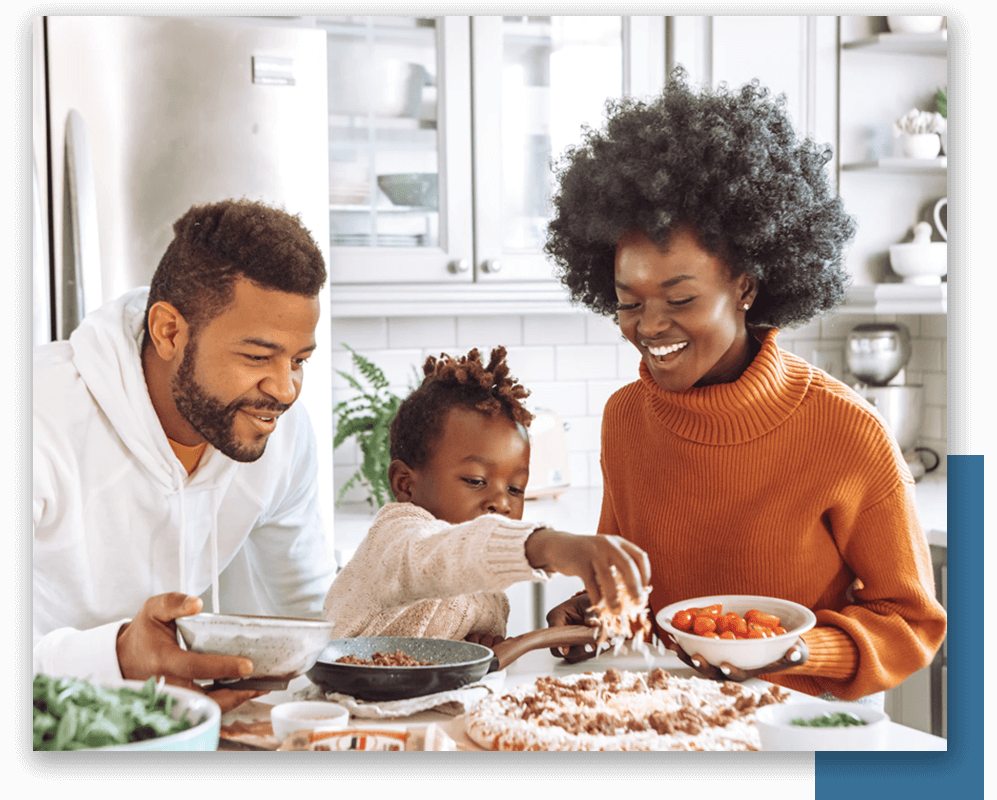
[331,311,947,502]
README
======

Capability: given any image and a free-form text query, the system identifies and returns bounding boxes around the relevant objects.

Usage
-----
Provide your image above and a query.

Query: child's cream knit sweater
[322,502,550,640]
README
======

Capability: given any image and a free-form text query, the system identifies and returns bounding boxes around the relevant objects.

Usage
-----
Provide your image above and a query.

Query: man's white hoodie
[33,288,335,683]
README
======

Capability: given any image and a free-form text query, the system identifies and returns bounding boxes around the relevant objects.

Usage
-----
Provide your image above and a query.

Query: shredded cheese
[589,567,653,655]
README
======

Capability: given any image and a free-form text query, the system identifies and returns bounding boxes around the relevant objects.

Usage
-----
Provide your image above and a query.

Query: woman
[544,68,946,703]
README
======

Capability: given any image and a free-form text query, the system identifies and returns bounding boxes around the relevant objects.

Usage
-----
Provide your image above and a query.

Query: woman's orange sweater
[599,328,946,700]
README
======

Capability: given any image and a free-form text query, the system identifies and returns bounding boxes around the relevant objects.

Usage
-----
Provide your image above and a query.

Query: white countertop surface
[254,645,945,751]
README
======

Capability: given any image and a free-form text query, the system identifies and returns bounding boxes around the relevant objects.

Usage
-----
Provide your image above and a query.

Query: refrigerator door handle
[62,108,102,337]
[33,147,52,346]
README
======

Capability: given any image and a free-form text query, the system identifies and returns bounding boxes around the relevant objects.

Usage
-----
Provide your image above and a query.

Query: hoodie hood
[69,288,184,493]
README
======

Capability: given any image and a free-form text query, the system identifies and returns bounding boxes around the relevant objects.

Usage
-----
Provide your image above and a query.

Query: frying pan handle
[488,625,598,672]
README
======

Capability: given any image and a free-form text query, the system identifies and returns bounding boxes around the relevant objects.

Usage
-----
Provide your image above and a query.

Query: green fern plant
[333,345,406,509]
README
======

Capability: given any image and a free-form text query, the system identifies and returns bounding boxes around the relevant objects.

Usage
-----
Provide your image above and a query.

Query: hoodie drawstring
[175,474,221,614]
[177,477,187,599]
[210,486,220,614]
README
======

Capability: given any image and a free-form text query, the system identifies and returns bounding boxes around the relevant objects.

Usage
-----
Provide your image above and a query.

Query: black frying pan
[306,625,599,701]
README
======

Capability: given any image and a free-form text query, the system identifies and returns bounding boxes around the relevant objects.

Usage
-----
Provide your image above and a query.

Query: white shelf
[329,281,582,317]
[841,283,947,315]
[842,30,947,56]
[842,157,946,174]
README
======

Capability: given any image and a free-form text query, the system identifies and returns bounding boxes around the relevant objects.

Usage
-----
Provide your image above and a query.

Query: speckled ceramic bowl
[176,613,336,689]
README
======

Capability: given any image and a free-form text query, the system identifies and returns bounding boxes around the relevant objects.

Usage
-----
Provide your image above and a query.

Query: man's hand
[116,592,263,712]
[525,530,651,613]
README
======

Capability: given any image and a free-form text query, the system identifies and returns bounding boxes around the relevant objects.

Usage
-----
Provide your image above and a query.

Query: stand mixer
[844,323,937,481]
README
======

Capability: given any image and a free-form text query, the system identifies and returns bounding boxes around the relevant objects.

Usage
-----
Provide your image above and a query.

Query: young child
[322,346,650,647]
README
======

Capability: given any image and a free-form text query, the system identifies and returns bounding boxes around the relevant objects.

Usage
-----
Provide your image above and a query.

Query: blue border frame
[816,455,982,797]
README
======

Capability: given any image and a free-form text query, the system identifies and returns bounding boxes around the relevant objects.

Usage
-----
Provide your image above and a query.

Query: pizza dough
[465,668,789,751]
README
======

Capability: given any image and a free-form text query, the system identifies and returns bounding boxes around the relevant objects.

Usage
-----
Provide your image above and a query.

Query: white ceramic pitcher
[933,197,947,241]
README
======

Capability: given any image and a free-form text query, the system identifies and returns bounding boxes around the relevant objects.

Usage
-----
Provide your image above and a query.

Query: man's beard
[171,337,288,463]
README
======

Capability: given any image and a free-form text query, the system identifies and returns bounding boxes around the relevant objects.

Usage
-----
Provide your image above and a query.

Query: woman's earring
[742,304,750,311]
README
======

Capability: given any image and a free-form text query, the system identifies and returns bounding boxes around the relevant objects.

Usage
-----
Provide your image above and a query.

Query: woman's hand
[525,530,651,613]
[544,593,600,663]
[661,631,809,682]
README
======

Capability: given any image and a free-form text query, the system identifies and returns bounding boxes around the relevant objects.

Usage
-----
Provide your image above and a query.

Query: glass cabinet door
[320,16,473,283]
[471,16,625,282]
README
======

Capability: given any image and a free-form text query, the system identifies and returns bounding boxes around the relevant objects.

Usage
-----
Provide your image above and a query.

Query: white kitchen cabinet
[318,16,474,285]
[667,15,948,312]
[319,15,667,309]
[668,16,839,171]
[837,16,948,292]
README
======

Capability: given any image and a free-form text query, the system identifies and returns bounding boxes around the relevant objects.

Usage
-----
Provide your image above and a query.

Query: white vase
[939,129,947,155]
[902,133,941,159]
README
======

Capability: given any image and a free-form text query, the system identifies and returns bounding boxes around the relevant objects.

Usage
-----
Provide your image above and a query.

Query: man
[33,199,336,711]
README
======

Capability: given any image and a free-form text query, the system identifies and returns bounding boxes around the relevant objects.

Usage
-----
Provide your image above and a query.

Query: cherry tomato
[690,604,723,620]
[671,610,694,632]
[745,610,782,629]
[717,611,748,637]
[747,623,775,638]
[692,616,717,636]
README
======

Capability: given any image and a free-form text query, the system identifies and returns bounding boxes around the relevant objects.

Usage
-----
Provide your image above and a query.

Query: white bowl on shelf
[889,242,947,284]
[886,16,944,34]
[901,133,941,160]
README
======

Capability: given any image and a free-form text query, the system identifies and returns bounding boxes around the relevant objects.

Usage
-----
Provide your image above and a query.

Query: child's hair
[389,346,533,469]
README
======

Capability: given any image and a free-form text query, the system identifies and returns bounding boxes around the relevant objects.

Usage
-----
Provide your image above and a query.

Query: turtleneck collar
[637,327,814,444]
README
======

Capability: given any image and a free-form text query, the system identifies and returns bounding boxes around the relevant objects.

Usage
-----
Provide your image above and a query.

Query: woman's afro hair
[389,346,533,469]
[544,67,856,329]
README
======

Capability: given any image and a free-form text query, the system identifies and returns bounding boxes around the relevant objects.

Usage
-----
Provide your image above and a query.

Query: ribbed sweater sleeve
[322,503,548,640]
[600,328,946,700]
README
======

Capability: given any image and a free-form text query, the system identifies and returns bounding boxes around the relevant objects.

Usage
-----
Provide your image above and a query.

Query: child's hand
[524,530,651,613]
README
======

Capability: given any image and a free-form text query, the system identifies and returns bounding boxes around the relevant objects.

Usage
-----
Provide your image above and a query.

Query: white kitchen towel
[293,669,506,718]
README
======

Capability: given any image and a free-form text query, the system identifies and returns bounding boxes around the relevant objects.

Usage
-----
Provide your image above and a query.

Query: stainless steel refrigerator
[31,14,335,520]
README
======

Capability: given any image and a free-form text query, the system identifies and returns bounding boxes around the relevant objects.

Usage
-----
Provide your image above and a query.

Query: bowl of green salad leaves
[754,700,889,751]
[33,675,221,751]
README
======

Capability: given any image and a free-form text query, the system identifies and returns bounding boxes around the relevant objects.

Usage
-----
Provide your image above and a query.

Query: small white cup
[271,701,350,742]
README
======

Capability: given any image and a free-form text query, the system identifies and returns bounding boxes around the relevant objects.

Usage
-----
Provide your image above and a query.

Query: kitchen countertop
[332,470,948,565]
[245,646,946,751]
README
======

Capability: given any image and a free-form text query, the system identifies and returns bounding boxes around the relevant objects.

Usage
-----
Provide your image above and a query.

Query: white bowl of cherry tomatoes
[655,595,817,671]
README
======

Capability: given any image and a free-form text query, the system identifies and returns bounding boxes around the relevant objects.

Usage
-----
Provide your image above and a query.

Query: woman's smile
[614,228,756,393]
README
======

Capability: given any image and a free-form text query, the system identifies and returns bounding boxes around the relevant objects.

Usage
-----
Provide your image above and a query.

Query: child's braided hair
[389,346,533,469]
